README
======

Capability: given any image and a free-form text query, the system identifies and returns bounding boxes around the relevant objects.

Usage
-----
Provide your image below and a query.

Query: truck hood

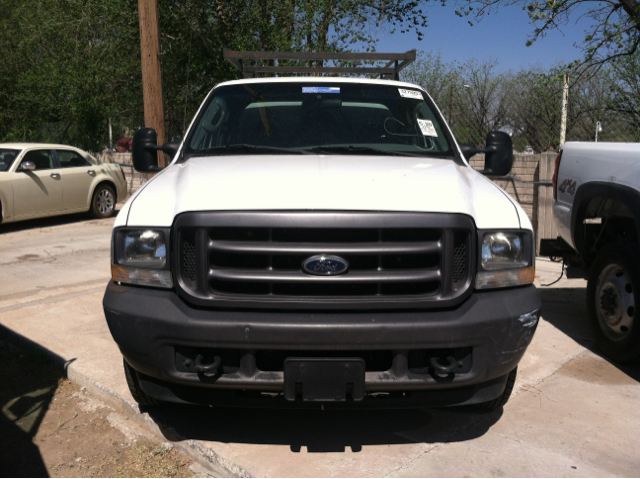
[120,155,524,230]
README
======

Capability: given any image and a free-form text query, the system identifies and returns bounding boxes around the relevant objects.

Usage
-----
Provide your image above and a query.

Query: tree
[0,0,433,148]
[606,51,640,139]
[507,68,565,152]
[402,55,511,146]
[0,0,143,150]
[458,0,640,70]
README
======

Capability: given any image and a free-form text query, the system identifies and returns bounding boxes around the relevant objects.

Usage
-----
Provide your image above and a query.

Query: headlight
[112,228,173,288]
[123,230,167,266]
[481,232,523,270]
[476,231,534,290]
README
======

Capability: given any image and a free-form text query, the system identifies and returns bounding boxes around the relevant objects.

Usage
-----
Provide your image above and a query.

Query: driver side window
[22,150,55,170]
[57,150,91,168]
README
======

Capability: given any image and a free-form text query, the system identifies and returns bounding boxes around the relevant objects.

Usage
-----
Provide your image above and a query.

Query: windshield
[0,149,21,172]
[185,82,454,158]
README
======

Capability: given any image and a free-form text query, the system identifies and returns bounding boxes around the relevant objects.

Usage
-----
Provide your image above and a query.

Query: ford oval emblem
[302,255,349,276]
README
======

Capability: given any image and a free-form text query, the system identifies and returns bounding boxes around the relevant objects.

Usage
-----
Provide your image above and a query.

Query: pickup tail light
[552,151,562,200]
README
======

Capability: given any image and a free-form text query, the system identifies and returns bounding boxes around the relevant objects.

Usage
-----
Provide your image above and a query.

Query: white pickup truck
[540,142,640,362]
[103,77,541,410]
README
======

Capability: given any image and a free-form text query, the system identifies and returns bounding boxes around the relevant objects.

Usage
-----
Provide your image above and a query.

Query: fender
[571,181,640,257]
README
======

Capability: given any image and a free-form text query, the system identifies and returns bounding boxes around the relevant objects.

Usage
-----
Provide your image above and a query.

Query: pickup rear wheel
[474,367,517,411]
[587,242,640,362]
[123,359,164,407]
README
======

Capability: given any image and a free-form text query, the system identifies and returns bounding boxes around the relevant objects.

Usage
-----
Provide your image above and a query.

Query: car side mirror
[17,161,36,171]
[132,128,181,173]
[458,131,513,176]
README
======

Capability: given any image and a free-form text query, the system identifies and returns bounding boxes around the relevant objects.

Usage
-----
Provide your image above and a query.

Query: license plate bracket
[284,357,365,402]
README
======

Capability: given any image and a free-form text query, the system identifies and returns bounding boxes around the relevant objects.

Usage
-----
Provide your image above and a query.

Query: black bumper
[103,281,540,407]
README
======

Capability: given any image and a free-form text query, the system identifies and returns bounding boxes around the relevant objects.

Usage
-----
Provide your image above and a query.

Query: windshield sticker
[417,119,438,137]
[398,88,423,100]
[302,87,340,94]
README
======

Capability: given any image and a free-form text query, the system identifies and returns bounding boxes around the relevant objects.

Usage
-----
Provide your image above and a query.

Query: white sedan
[0,143,127,224]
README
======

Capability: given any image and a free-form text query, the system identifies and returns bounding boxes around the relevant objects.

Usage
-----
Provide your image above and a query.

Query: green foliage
[0,0,142,150]
[0,0,430,149]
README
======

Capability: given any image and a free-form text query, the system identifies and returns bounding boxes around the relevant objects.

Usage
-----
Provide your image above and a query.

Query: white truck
[540,142,640,362]
[103,77,541,410]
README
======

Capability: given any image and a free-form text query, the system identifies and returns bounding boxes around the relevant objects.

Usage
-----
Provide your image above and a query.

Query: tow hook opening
[195,354,222,377]
[429,356,460,374]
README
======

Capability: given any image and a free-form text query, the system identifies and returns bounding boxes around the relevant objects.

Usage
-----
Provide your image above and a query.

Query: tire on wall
[90,184,116,218]
[587,242,640,362]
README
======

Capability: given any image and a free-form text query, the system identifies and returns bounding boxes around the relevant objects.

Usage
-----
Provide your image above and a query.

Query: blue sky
[373,3,591,72]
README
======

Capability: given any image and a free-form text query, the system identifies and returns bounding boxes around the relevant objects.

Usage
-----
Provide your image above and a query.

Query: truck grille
[174,212,475,310]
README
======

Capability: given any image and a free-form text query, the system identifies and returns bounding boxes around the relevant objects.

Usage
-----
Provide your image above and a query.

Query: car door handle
[50,173,60,179]
[87,170,96,175]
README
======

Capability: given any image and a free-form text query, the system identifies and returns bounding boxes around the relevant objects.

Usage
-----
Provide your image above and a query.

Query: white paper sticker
[398,88,423,100]
[417,119,438,137]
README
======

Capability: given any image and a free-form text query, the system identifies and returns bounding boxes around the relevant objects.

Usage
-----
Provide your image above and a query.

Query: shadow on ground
[147,400,501,453]
[0,325,67,477]
[539,286,640,382]
[0,207,121,234]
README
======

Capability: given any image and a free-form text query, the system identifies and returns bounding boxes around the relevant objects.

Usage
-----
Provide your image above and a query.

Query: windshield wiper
[191,144,314,157]
[306,145,421,157]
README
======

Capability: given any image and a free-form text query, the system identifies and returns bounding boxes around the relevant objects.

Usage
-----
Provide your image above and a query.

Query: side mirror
[481,131,513,176]
[17,161,36,171]
[132,128,181,173]
[132,128,162,173]
[458,131,513,176]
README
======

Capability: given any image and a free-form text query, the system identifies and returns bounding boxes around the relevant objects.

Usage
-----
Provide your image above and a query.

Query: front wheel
[474,367,517,411]
[90,184,116,218]
[123,359,164,407]
[587,242,640,362]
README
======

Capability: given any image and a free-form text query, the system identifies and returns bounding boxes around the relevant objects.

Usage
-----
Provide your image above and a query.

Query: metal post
[595,121,602,142]
[108,118,113,151]
[559,74,569,148]
[138,0,166,167]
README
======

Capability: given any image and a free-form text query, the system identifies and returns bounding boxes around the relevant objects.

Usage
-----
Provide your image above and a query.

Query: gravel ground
[0,338,197,478]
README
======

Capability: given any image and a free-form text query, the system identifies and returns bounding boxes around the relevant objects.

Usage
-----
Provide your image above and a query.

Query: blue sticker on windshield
[302,87,340,93]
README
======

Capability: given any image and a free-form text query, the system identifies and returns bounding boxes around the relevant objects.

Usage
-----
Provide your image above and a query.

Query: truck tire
[90,184,116,218]
[123,359,164,407]
[474,367,517,411]
[587,242,640,362]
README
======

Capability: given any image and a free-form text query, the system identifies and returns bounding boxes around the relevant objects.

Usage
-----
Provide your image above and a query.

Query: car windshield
[0,148,21,172]
[185,82,454,158]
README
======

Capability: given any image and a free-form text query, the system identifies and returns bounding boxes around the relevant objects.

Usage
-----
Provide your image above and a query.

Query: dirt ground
[0,339,196,478]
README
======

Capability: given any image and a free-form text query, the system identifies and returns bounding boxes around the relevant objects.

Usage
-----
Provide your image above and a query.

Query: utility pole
[138,0,166,167]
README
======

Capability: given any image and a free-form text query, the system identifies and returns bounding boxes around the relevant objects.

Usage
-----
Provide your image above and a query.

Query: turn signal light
[111,265,173,288]
[475,267,535,290]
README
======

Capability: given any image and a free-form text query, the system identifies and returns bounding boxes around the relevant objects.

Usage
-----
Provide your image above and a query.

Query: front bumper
[103,282,540,407]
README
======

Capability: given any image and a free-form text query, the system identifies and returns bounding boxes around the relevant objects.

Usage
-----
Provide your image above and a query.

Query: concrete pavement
[1,214,639,477]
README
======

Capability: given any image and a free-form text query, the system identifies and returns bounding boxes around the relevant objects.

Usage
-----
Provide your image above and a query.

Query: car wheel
[123,359,164,407]
[474,367,517,411]
[587,242,640,362]
[91,184,116,218]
